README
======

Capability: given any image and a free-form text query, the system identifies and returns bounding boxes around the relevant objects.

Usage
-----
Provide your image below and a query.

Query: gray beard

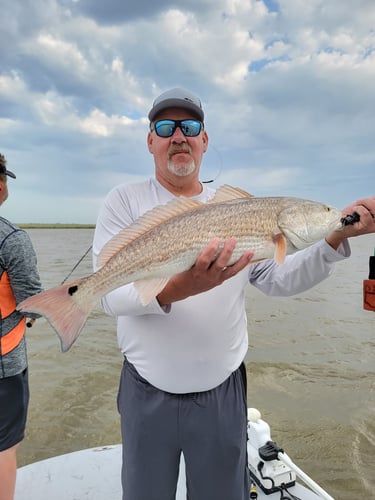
[167,159,196,177]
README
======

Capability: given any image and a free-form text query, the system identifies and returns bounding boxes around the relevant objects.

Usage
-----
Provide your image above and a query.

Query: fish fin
[134,277,171,305]
[98,198,204,268]
[209,185,253,204]
[17,280,95,352]
[273,234,287,264]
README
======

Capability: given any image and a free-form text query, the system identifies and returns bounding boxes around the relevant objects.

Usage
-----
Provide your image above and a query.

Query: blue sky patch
[262,0,280,13]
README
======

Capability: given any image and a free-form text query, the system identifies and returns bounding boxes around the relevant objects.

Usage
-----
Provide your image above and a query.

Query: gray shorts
[117,360,249,500]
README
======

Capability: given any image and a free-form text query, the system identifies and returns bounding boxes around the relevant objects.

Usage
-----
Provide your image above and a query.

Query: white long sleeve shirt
[93,178,350,393]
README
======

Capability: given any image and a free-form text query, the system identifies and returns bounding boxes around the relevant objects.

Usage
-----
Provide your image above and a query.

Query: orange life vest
[0,270,26,355]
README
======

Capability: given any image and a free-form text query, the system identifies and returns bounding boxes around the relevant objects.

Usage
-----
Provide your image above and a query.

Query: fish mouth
[331,216,345,232]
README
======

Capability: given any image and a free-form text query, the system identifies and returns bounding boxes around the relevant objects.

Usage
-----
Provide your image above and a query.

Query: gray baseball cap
[148,88,204,122]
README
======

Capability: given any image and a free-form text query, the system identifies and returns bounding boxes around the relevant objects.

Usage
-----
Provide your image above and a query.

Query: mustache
[168,144,192,157]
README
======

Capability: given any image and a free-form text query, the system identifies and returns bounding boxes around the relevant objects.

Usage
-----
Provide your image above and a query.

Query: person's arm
[249,196,375,297]
[93,187,175,317]
[4,230,42,304]
[249,238,349,296]
[325,197,375,250]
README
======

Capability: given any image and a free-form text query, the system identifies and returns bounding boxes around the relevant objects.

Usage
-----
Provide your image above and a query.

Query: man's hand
[326,196,375,250]
[157,238,254,307]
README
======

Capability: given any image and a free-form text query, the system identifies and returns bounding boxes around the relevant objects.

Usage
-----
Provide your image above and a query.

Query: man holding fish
[89,88,375,500]
[16,89,375,499]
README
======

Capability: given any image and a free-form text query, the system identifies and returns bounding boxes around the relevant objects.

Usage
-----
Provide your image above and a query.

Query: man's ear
[147,131,153,153]
[202,130,209,153]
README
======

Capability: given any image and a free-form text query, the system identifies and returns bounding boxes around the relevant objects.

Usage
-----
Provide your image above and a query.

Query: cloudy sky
[1,0,374,223]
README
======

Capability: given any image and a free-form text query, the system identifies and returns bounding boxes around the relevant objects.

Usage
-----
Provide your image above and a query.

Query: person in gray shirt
[0,153,42,500]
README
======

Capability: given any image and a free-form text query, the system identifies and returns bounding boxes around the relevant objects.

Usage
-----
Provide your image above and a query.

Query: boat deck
[16,444,322,499]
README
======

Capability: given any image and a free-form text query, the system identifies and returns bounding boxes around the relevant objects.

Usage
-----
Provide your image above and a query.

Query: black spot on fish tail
[68,285,78,296]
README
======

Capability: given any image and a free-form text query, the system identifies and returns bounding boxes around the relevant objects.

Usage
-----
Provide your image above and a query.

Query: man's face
[147,108,208,181]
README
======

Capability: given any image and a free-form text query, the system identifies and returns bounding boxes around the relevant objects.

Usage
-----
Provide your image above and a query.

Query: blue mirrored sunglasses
[151,119,203,138]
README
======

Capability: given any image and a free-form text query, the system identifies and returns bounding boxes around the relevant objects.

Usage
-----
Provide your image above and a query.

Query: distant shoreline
[19,223,96,229]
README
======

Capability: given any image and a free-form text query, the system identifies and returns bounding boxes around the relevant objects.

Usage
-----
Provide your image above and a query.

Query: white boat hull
[16,444,322,499]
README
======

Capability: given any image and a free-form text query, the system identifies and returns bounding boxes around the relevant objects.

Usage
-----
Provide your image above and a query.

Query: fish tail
[17,280,95,352]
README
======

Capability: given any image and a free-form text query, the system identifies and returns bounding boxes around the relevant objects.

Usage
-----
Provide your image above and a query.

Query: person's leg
[0,445,18,500]
[117,361,181,500]
[0,369,29,500]
[181,364,249,500]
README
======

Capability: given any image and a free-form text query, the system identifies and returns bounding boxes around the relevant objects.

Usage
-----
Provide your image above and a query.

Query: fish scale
[91,199,276,295]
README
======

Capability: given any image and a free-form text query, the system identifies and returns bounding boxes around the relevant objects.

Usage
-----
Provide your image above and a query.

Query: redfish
[17,185,342,351]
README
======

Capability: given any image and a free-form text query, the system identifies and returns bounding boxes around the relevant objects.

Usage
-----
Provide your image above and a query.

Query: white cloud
[35,33,88,72]
[0,0,374,223]
[79,109,146,137]
[219,166,303,194]
[0,71,28,102]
